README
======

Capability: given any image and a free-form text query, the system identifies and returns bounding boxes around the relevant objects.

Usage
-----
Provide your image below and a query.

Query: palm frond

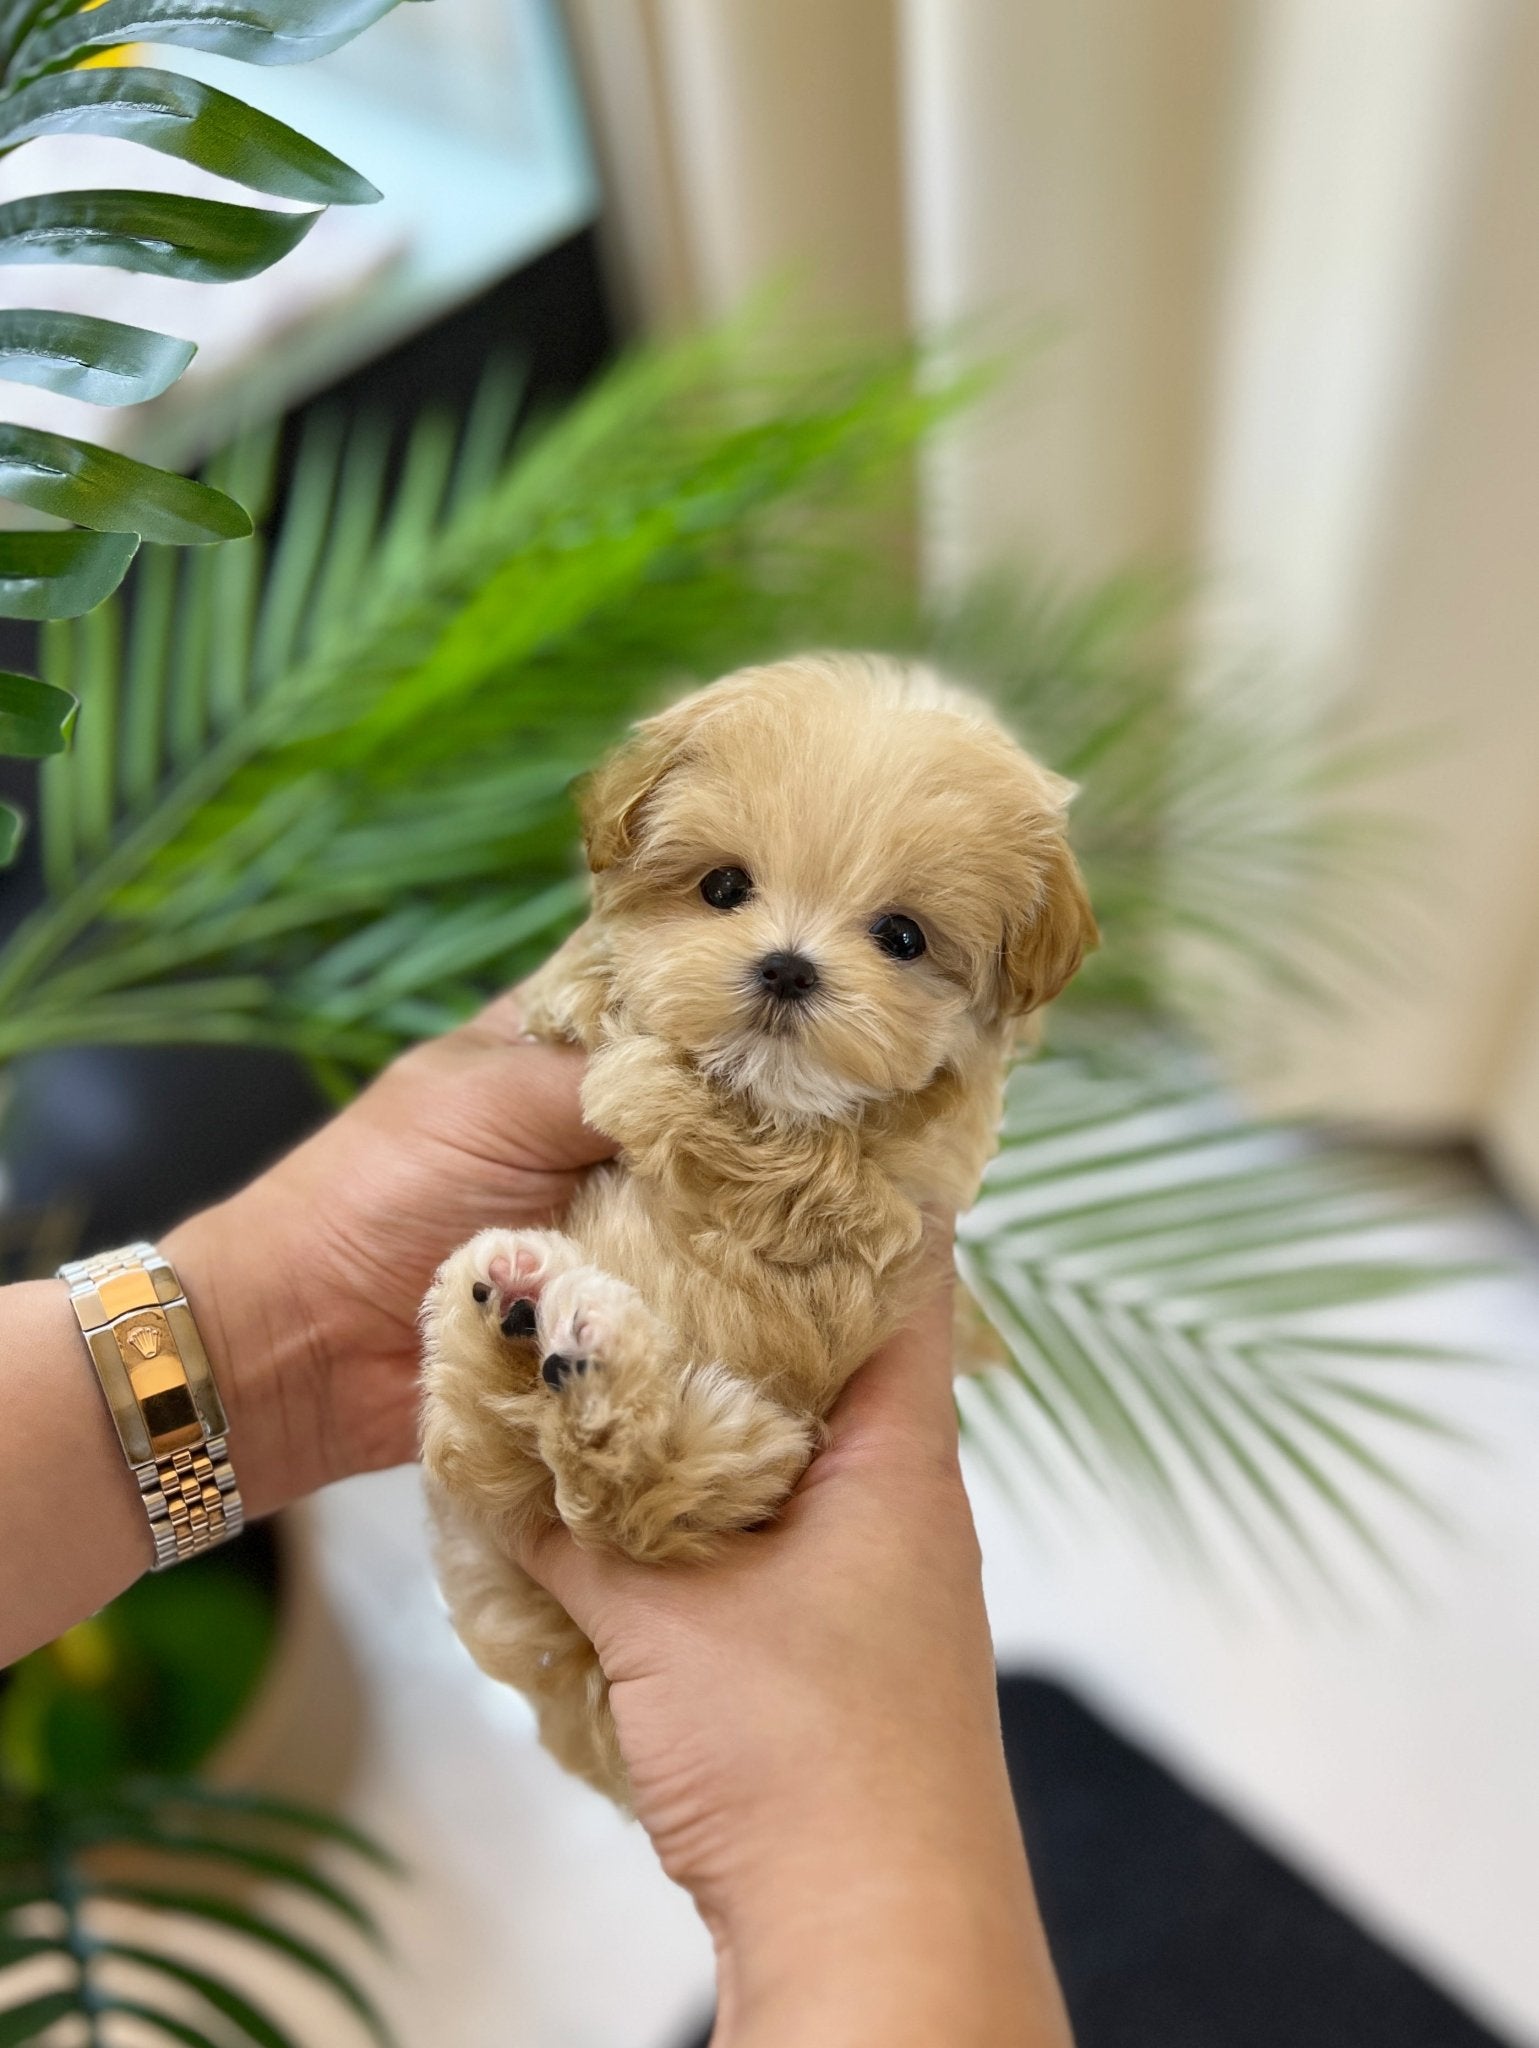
[961,1039,1491,1589]
[0,334,957,1066]
[929,571,1418,1043]
[0,1778,393,2047]
[0,341,1387,1073]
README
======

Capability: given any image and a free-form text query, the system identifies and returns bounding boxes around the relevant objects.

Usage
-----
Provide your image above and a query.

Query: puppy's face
[582,656,1096,1122]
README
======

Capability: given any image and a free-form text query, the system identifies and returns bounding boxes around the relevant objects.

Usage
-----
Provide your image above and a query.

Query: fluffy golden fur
[419,652,1096,1799]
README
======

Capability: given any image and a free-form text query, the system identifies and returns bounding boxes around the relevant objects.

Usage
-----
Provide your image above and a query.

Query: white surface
[969,1261,1539,2047]
[306,1189,1539,2048]
[310,1468,713,2048]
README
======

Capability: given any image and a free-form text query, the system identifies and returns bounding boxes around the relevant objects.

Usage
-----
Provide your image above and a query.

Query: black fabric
[1001,1675,1508,2048]
[674,1672,1509,2048]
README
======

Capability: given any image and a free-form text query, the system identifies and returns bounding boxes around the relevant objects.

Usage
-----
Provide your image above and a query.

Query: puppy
[419,652,1096,1799]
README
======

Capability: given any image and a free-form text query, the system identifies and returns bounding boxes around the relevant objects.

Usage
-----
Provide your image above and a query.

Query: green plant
[0,1548,396,2046]
[0,337,950,1072]
[0,1776,395,2046]
[960,1040,1482,1591]
[1,1549,274,1785]
[0,0,409,862]
[0,336,1485,1592]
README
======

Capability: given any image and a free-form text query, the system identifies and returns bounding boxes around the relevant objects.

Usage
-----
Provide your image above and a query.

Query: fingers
[506,1040,614,1169]
[827,1216,958,1447]
[455,984,616,1170]
[466,984,533,1046]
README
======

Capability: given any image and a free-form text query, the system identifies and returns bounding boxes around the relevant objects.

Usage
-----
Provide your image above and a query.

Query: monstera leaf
[0,0,407,861]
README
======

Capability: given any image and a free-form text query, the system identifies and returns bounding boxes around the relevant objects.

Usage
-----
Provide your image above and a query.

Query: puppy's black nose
[756,950,819,1002]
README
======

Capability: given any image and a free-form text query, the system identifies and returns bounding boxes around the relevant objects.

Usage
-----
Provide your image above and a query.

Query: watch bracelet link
[58,1240,243,1571]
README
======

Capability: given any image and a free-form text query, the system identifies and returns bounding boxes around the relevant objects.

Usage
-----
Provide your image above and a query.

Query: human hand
[508,1250,1072,2048]
[163,993,614,1518]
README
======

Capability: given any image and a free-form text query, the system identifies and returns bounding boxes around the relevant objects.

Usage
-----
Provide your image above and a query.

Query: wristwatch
[57,1241,243,1571]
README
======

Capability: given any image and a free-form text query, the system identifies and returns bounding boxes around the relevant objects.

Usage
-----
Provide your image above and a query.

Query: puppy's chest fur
[538,949,1006,1409]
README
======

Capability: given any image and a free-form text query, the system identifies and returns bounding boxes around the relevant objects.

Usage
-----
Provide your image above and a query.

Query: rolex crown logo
[125,1322,162,1359]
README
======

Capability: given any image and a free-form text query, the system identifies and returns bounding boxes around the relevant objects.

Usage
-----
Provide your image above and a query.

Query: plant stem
[43,1802,102,2048]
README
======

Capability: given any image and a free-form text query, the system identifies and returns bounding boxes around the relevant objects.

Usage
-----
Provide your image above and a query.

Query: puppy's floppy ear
[1003,836,1098,1014]
[579,694,708,873]
[998,772,1099,1015]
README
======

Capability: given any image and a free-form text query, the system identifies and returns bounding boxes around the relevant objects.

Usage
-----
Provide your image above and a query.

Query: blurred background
[1,2,1537,2045]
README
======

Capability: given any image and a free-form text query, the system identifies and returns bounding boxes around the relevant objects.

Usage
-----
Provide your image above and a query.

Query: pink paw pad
[473,1246,548,1337]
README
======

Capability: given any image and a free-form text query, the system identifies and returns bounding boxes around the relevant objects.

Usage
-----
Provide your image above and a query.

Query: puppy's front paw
[421,1228,587,1412]
[420,1228,588,1519]
[459,1226,579,1327]
[536,1265,663,1401]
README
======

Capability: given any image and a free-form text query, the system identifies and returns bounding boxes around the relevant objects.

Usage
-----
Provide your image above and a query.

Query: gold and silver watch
[57,1241,243,1571]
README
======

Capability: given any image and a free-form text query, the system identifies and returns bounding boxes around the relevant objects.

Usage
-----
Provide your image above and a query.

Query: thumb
[800,1222,958,1499]
[449,986,616,1172]
[465,985,540,1047]
[508,1511,647,1654]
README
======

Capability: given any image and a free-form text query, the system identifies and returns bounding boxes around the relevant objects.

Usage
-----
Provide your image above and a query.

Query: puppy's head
[582,653,1097,1121]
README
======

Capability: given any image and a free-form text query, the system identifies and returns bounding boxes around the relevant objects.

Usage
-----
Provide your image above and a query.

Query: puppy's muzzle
[755,950,819,1003]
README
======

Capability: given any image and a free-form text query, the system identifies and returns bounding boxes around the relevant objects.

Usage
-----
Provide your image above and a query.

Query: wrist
[711,1817,1057,2048]
[700,1739,1060,2048]
[161,1201,334,1519]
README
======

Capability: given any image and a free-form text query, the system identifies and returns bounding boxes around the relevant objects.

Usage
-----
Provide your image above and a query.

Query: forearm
[692,1672,1071,2048]
[0,1279,152,1663]
[712,1787,1072,2048]
[0,1013,608,1665]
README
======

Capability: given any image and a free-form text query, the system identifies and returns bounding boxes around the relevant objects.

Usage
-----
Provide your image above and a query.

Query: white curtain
[561,0,1539,1209]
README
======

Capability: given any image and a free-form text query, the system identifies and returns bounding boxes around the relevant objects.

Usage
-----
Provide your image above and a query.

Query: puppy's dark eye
[701,866,753,910]
[870,913,927,961]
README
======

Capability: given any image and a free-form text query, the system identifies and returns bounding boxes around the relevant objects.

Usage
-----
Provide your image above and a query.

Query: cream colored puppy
[419,652,1096,1799]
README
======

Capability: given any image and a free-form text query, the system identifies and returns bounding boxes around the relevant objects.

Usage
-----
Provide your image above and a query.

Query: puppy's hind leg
[429,1491,627,1801]
[534,1265,816,1564]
